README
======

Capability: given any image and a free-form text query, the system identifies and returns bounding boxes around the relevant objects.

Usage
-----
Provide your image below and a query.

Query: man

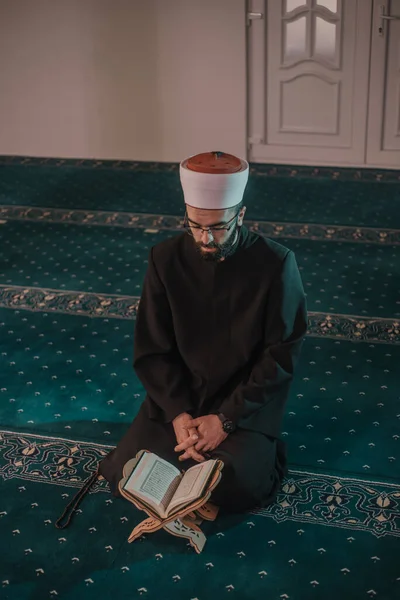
[98,151,308,513]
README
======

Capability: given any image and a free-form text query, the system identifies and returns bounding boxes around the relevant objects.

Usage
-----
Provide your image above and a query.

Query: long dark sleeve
[133,248,194,423]
[217,251,308,438]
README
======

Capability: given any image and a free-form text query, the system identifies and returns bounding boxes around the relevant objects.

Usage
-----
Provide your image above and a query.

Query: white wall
[0,0,247,162]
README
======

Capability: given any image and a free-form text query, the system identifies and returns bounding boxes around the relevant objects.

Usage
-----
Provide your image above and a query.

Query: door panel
[248,0,373,166]
[366,0,400,166]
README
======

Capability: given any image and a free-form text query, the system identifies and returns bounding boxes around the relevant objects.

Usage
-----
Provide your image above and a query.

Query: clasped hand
[172,413,228,462]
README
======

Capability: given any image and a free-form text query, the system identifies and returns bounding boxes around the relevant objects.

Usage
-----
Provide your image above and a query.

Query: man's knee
[210,459,276,512]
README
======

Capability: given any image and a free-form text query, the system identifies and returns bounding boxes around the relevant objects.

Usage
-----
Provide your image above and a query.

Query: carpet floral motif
[0,285,399,344]
[1,205,399,245]
[253,473,400,539]
[1,430,398,540]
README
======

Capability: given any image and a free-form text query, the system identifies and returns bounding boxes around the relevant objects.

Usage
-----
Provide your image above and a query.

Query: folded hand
[172,412,205,463]
[174,415,228,459]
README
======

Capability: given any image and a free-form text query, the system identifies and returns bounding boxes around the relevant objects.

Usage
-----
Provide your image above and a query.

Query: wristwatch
[216,413,235,434]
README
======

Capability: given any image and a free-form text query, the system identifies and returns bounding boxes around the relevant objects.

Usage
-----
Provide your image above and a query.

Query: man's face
[185,205,246,262]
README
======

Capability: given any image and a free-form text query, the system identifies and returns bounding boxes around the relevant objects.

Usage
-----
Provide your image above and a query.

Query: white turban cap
[180,151,249,210]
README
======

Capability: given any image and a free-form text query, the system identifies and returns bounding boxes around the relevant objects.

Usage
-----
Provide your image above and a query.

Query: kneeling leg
[208,430,286,513]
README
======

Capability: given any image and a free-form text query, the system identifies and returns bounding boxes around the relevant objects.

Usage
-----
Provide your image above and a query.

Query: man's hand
[172,412,205,463]
[174,415,228,459]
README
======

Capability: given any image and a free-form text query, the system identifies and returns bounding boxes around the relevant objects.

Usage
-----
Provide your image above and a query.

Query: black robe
[99,226,308,512]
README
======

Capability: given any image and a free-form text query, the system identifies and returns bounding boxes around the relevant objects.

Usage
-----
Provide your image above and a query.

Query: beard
[194,226,238,262]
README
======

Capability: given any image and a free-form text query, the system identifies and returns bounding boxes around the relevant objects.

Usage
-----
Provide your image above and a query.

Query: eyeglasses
[183,210,240,237]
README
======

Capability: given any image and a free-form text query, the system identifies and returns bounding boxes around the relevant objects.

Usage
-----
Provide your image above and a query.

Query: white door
[366,0,400,167]
[248,0,372,166]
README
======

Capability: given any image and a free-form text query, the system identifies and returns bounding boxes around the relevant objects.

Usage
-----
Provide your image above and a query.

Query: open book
[120,451,220,520]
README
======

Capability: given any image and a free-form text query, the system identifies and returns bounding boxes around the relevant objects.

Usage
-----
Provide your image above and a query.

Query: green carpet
[1,220,399,315]
[0,160,399,599]
[0,309,399,480]
[1,160,400,226]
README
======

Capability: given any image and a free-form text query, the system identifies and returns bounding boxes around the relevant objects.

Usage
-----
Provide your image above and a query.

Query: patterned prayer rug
[0,159,399,599]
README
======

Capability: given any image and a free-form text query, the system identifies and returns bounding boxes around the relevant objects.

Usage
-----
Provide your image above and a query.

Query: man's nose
[200,229,213,245]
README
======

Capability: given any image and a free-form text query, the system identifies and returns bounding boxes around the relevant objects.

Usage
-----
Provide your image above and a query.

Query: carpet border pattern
[0,155,400,182]
[0,285,399,344]
[1,430,398,539]
[1,205,399,245]
[0,285,140,320]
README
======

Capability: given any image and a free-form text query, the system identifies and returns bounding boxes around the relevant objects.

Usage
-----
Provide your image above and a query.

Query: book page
[123,453,181,507]
[167,460,217,514]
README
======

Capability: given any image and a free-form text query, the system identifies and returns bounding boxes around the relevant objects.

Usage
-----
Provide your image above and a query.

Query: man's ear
[238,206,246,226]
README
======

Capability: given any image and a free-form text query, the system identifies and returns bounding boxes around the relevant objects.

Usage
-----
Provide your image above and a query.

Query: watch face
[223,420,235,433]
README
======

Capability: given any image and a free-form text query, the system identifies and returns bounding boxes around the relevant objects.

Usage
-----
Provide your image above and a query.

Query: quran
[119,450,224,552]
[120,451,220,520]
